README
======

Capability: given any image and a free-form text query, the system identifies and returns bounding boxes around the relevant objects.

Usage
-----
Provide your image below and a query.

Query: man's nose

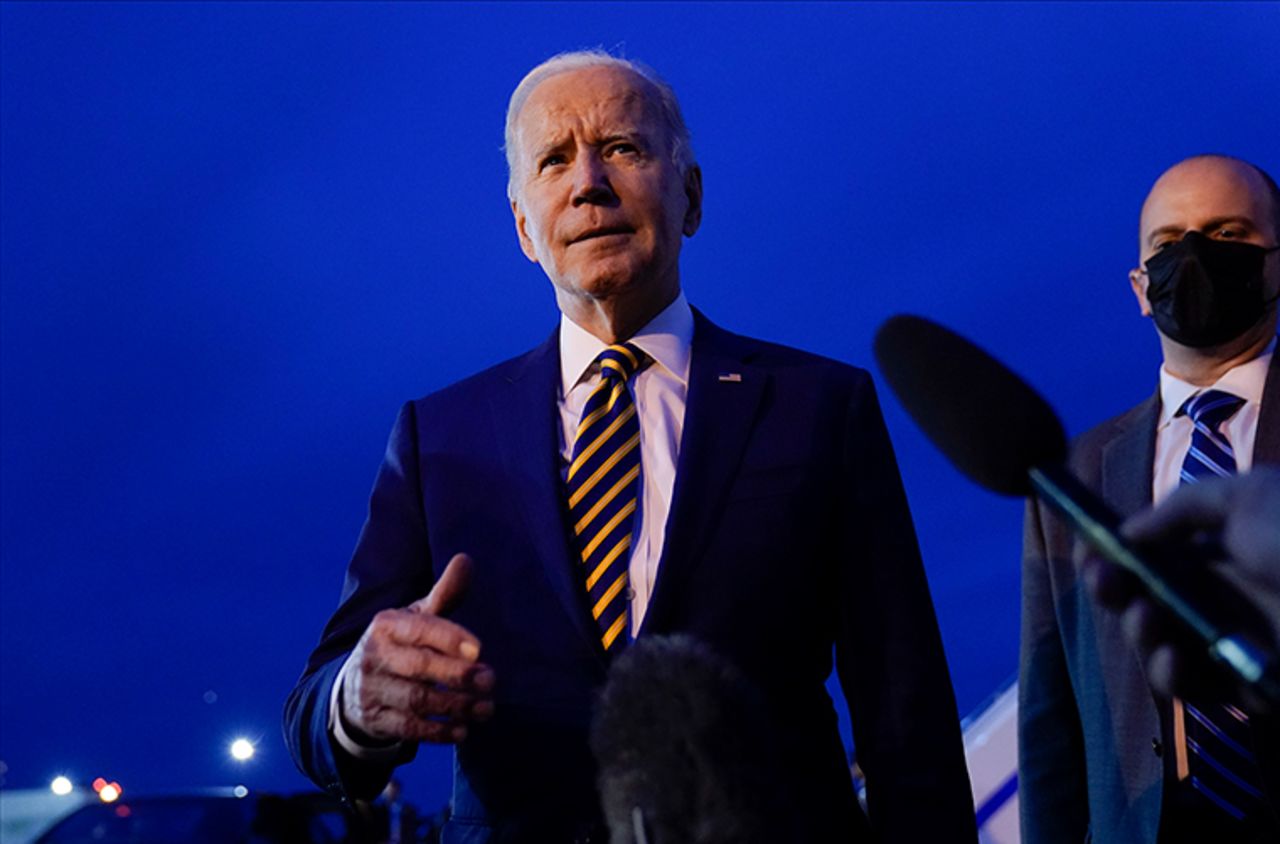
[571,153,616,206]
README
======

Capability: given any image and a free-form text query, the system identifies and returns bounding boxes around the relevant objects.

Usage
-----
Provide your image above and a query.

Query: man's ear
[1128,268,1153,317]
[681,165,703,237]
[511,199,540,263]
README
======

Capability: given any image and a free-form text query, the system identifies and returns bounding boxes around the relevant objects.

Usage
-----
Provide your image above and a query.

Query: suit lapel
[640,311,767,635]
[1253,346,1280,465]
[487,329,605,661]
[1248,346,1280,811]
[1101,392,1160,518]
[1093,390,1166,806]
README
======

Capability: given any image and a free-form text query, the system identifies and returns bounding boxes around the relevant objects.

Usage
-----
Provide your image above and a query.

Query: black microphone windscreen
[590,635,780,844]
[873,315,1068,497]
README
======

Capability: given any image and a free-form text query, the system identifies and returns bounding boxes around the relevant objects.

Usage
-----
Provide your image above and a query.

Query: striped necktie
[1178,389,1246,485]
[1176,389,1262,822]
[567,343,648,654]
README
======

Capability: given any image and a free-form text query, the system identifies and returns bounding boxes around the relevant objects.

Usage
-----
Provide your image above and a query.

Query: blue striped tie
[567,343,647,654]
[1177,389,1262,821]
[1178,389,1246,485]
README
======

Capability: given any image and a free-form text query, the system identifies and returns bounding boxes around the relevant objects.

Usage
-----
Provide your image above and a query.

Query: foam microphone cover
[873,315,1068,497]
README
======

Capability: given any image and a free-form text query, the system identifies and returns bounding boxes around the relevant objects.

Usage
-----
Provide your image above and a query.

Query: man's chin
[1161,317,1278,360]
[554,268,648,302]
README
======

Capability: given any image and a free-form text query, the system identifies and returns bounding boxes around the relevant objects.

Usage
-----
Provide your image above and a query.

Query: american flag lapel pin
[718,372,742,382]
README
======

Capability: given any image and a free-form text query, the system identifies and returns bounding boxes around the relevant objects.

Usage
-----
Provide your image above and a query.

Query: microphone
[873,314,1280,704]
[590,635,781,844]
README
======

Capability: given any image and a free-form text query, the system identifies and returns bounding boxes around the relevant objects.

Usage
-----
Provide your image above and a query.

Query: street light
[230,738,255,762]
[50,776,73,796]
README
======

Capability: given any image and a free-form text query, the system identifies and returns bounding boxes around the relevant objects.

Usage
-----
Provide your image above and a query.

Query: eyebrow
[530,137,571,162]
[598,130,651,149]
[1147,215,1259,247]
[529,127,648,161]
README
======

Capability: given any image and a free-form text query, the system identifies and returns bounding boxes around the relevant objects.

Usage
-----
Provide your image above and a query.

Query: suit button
[625,587,636,601]
[1152,738,1163,757]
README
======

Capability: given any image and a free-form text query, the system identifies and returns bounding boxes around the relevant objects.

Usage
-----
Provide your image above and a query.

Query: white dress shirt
[1152,337,1275,504]
[331,293,694,759]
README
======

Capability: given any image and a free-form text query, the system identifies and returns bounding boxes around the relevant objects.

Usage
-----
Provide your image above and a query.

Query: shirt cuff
[328,654,408,762]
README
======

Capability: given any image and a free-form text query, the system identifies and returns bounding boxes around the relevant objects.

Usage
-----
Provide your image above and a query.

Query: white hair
[503,49,695,201]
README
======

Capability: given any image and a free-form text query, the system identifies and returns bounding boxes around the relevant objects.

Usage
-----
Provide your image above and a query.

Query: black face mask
[1143,230,1280,348]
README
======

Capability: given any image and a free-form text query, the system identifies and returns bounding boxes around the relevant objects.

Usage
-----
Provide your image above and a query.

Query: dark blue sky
[2,1,1277,807]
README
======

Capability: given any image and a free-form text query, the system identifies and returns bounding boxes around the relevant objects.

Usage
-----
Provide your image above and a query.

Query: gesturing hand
[341,553,495,744]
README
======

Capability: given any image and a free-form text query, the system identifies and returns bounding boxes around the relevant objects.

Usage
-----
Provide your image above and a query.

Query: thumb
[412,553,473,617]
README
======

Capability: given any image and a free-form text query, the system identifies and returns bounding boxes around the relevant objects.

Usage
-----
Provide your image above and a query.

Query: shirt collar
[1157,335,1276,428]
[558,291,694,397]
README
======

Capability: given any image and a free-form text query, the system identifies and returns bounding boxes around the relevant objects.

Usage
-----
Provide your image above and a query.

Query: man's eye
[1154,240,1176,251]
[606,143,639,157]
[1214,227,1245,240]
[538,155,566,171]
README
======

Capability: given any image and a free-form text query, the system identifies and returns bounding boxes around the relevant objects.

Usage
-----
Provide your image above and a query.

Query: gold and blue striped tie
[567,343,647,654]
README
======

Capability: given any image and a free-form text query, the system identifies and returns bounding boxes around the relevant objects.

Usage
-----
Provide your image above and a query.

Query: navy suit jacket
[285,310,976,842]
[1019,349,1280,844]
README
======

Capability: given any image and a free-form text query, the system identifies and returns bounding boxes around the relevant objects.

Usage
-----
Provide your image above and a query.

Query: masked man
[1019,154,1280,844]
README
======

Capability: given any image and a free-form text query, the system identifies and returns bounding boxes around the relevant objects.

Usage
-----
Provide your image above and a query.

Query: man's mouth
[570,226,634,244]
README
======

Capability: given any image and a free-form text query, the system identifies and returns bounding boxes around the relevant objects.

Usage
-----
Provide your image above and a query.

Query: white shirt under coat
[1152,336,1276,503]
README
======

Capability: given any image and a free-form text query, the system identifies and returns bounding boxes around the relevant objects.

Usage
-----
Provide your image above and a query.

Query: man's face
[1130,157,1280,318]
[509,66,701,308]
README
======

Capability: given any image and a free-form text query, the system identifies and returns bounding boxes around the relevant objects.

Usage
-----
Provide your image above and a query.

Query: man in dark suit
[285,50,975,843]
[1019,154,1280,844]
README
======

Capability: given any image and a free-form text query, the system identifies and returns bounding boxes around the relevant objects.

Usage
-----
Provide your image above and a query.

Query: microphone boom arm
[1028,463,1280,705]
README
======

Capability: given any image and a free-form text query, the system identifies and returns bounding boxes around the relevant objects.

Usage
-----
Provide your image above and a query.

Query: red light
[92,778,107,793]
[114,805,132,818]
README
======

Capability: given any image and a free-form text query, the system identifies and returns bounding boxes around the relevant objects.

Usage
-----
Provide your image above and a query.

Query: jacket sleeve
[282,401,434,802]
[834,371,979,841]
[1018,495,1090,843]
